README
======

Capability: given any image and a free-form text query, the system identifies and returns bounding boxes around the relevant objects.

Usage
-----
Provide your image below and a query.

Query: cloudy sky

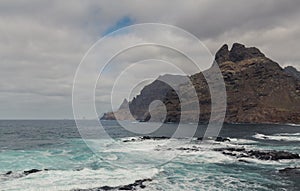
[1,0,300,119]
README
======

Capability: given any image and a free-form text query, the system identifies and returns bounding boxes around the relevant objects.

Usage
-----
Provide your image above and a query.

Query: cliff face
[215,43,300,123]
[284,66,300,80]
[100,74,187,121]
[101,43,300,124]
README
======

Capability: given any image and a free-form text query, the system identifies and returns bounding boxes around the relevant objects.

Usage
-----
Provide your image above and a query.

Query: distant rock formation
[100,74,187,121]
[101,43,300,124]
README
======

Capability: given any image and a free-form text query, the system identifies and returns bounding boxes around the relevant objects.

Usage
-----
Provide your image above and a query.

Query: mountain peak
[215,44,230,63]
[118,98,129,110]
[231,42,246,50]
[215,43,265,63]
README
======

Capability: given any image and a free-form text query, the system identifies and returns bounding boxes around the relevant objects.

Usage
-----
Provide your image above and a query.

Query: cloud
[0,0,299,119]
[102,16,135,35]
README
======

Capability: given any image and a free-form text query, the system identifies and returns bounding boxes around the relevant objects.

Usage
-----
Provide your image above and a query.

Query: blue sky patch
[103,16,134,36]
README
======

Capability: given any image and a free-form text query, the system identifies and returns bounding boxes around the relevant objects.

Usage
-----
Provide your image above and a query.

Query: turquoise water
[0,120,300,190]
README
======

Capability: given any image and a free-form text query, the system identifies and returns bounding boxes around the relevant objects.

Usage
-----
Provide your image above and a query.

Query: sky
[0,0,300,119]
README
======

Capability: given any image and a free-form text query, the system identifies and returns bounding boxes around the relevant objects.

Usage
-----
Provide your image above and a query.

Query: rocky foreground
[101,43,300,124]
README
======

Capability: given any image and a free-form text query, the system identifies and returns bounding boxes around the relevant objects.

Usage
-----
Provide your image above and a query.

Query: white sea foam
[236,157,300,166]
[253,133,300,142]
[228,138,257,144]
[0,167,160,191]
[144,167,269,191]
[1,135,298,190]
[284,123,300,127]
[275,132,300,136]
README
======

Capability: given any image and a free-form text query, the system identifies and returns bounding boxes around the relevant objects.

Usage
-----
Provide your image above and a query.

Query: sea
[0,120,300,191]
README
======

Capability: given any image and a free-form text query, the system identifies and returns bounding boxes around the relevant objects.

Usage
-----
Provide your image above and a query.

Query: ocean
[0,120,299,191]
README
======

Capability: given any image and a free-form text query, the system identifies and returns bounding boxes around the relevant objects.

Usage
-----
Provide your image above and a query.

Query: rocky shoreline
[121,136,300,161]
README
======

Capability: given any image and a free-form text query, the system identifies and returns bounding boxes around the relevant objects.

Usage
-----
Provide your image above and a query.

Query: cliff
[101,43,300,124]
[100,74,187,121]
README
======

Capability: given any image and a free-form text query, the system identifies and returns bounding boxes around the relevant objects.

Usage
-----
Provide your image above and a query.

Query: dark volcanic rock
[2,169,48,180]
[23,169,42,175]
[247,150,299,160]
[23,169,46,175]
[238,159,251,163]
[177,146,201,152]
[140,136,169,140]
[5,171,12,175]
[72,178,152,191]
[101,43,300,124]
[214,147,300,161]
[122,136,170,142]
[215,137,231,142]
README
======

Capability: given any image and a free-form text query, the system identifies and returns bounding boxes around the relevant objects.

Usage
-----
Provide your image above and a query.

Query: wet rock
[118,179,152,190]
[123,136,170,142]
[98,186,112,190]
[141,136,151,140]
[248,150,299,160]
[1,169,40,180]
[215,137,231,142]
[196,137,230,142]
[72,178,152,191]
[215,147,300,161]
[123,138,137,143]
[177,146,201,152]
[141,136,169,140]
[4,171,12,175]
[23,169,42,175]
[238,159,251,163]
[2,169,49,180]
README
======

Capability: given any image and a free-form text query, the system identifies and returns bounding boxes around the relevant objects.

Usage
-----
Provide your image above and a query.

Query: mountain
[204,43,300,123]
[101,43,300,124]
[100,74,187,121]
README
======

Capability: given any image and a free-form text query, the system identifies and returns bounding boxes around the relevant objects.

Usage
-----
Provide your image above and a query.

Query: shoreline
[99,119,300,127]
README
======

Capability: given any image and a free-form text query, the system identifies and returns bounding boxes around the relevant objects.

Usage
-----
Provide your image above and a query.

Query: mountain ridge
[101,43,300,124]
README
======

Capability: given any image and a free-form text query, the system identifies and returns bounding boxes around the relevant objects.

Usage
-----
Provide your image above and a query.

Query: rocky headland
[101,43,300,124]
